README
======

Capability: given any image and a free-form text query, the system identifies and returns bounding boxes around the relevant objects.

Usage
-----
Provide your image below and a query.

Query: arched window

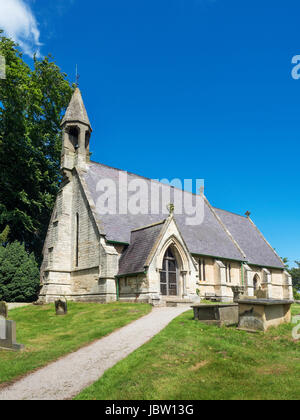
[160,247,178,296]
[253,274,260,291]
[75,213,79,267]
[68,126,79,150]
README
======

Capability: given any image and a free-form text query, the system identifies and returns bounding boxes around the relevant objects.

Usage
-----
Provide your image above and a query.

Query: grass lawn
[76,304,300,400]
[0,302,151,385]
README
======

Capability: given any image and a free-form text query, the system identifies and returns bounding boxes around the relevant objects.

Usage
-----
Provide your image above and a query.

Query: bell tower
[61,88,92,173]
[39,88,93,303]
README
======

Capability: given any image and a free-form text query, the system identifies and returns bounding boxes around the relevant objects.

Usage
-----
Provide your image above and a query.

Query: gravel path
[0,306,189,400]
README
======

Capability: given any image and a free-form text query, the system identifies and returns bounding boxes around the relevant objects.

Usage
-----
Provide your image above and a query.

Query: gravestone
[0,301,8,318]
[237,298,293,332]
[191,303,239,327]
[0,315,24,351]
[0,316,5,339]
[55,299,67,315]
[255,287,268,299]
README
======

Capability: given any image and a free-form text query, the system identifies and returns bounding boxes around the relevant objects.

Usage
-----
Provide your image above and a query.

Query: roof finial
[167,203,174,215]
[199,179,205,196]
[75,64,80,87]
[245,211,251,218]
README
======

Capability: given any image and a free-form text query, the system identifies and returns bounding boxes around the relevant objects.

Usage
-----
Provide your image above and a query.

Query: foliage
[0,31,73,261]
[294,289,300,300]
[0,241,40,302]
[0,225,10,244]
[289,261,300,293]
[0,302,152,385]
[281,257,289,269]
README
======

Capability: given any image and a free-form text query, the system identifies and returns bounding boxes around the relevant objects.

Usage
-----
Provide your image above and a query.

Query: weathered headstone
[0,316,24,351]
[55,299,67,315]
[0,301,8,319]
[237,298,293,332]
[0,316,6,340]
[191,303,239,327]
[255,287,268,299]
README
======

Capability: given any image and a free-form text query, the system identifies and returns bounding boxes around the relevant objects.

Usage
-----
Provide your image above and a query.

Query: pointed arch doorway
[160,247,178,296]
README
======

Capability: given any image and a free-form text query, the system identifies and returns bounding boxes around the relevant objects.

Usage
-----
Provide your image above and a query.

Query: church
[39,88,293,305]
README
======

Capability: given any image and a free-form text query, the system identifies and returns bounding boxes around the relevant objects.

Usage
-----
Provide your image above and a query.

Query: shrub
[293,289,300,300]
[0,241,40,302]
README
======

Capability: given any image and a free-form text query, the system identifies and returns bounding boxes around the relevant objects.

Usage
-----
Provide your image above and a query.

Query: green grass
[75,304,300,400]
[0,302,151,385]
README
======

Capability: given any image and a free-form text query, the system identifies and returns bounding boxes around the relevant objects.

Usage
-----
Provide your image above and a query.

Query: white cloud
[0,0,42,57]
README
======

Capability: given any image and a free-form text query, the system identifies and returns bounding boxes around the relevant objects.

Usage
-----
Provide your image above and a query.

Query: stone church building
[39,89,293,305]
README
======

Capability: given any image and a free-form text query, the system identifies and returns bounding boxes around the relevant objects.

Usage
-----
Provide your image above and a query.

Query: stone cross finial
[245,211,251,218]
[167,203,175,215]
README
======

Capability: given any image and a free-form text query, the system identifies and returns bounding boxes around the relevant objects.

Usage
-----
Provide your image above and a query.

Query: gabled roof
[214,208,284,268]
[83,162,244,262]
[61,88,92,129]
[82,161,284,269]
[118,221,165,276]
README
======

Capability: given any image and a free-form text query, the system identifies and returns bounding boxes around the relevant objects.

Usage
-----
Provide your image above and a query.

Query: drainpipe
[241,262,244,286]
[116,278,120,301]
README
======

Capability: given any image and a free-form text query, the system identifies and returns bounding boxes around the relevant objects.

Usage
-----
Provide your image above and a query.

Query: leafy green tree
[0,225,9,244]
[289,261,300,298]
[0,241,40,302]
[281,257,289,269]
[0,31,73,261]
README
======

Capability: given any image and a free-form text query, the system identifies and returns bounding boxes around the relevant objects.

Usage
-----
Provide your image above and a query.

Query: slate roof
[61,88,92,129]
[214,208,284,268]
[83,161,285,270]
[118,222,165,276]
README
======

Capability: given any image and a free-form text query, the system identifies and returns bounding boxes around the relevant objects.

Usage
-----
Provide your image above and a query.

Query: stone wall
[118,274,150,303]
[270,268,285,299]
[40,172,106,303]
[195,257,216,297]
[71,175,100,271]
[39,177,73,302]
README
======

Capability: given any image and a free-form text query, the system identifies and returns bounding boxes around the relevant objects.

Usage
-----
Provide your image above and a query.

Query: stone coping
[237,299,294,306]
[191,303,238,308]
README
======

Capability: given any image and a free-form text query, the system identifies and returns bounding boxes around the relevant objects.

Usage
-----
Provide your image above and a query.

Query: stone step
[165,299,193,307]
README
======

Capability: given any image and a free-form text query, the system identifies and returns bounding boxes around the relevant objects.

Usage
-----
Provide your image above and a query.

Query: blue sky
[1,0,299,266]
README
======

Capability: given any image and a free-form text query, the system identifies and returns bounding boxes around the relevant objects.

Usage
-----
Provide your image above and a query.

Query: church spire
[61,88,92,172]
[61,87,92,131]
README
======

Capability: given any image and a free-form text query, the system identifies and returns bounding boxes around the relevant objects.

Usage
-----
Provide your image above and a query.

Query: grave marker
[55,299,67,315]
[0,317,24,351]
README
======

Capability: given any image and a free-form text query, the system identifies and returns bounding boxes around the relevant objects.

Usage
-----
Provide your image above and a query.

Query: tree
[281,257,289,269]
[0,225,9,244]
[0,241,40,302]
[289,261,300,297]
[0,31,74,261]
